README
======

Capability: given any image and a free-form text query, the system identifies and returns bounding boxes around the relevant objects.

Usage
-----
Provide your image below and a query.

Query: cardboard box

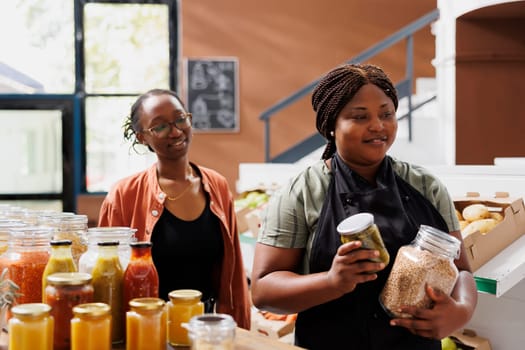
[450,329,492,350]
[251,310,295,339]
[454,192,525,271]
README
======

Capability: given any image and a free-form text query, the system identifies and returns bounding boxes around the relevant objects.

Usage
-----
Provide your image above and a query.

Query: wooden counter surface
[1,327,304,350]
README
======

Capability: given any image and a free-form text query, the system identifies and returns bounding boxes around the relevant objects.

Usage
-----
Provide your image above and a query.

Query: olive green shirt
[258,157,460,273]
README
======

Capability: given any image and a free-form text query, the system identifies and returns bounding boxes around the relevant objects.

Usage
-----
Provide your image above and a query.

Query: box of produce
[446,329,492,350]
[234,190,269,234]
[454,192,525,271]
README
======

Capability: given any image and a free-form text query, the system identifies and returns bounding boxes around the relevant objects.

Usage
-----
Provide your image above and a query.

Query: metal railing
[259,9,440,163]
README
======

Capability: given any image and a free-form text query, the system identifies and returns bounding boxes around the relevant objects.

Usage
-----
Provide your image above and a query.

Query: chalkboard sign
[185,58,239,132]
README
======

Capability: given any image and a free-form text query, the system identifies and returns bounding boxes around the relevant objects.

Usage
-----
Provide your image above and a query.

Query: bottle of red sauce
[123,241,159,311]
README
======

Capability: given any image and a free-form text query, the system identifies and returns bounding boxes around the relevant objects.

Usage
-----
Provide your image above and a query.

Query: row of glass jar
[9,299,236,350]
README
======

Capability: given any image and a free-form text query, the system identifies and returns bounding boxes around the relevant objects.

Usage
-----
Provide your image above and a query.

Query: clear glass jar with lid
[337,212,390,265]
[78,226,136,273]
[0,226,54,304]
[186,313,237,350]
[380,224,461,318]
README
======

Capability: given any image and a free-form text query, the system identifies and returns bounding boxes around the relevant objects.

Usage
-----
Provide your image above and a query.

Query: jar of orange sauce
[8,303,54,350]
[45,272,94,350]
[126,297,167,350]
[70,303,111,350]
[167,289,204,347]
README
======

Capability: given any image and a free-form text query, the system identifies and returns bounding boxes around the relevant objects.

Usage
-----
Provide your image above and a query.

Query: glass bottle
[8,303,54,350]
[70,302,111,350]
[41,240,77,301]
[123,241,159,312]
[91,241,124,344]
[167,289,205,347]
[186,313,237,350]
[0,226,53,305]
[380,224,461,318]
[44,272,94,350]
[126,297,167,350]
[79,227,137,274]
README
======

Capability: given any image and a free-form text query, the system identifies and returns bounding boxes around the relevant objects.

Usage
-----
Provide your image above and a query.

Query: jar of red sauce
[44,272,94,350]
[123,241,159,312]
[0,226,53,305]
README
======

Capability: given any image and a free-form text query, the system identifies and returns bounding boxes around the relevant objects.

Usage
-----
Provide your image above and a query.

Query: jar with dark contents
[336,212,390,265]
[380,224,460,318]
[44,272,94,350]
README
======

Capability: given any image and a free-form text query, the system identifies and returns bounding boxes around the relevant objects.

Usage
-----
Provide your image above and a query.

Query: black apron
[294,155,449,350]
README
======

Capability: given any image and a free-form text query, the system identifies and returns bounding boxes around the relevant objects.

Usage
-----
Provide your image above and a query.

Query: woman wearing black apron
[251,64,477,349]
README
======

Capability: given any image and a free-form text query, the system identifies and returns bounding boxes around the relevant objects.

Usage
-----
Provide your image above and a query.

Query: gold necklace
[164,165,195,201]
[166,181,193,201]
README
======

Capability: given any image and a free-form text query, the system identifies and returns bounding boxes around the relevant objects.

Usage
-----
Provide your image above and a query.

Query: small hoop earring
[330,131,334,137]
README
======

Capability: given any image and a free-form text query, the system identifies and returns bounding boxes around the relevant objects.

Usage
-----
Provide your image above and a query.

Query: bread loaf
[461,218,498,237]
[462,204,490,222]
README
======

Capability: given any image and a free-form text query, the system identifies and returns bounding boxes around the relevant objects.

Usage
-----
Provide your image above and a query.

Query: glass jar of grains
[379,224,461,318]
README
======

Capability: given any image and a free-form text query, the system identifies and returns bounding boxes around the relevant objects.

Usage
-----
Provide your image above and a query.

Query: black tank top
[151,199,224,301]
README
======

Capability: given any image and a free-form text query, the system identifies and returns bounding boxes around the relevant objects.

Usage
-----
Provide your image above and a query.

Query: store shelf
[473,234,525,297]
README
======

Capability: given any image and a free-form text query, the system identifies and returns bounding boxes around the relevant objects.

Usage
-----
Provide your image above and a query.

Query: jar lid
[47,272,92,286]
[129,297,165,311]
[97,240,119,246]
[337,213,374,235]
[73,303,111,317]
[130,241,152,248]
[11,303,51,317]
[168,289,202,301]
[50,239,72,246]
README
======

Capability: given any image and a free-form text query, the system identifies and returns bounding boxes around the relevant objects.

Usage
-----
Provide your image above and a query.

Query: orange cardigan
[98,163,251,329]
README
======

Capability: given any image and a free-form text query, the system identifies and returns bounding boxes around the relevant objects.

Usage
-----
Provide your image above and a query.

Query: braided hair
[123,88,186,153]
[312,63,398,160]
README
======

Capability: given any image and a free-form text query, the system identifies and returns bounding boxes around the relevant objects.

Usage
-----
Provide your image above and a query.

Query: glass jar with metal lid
[45,272,94,350]
[71,303,111,350]
[167,289,205,347]
[126,297,167,350]
[8,303,54,350]
[337,212,390,265]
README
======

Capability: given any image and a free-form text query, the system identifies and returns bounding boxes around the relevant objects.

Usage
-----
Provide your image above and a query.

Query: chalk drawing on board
[185,58,239,132]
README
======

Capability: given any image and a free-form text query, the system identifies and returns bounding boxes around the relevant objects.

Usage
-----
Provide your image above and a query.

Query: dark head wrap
[311,63,398,160]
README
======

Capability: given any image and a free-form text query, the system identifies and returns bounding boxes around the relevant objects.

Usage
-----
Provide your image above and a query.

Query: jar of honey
[167,289,204,347]
[44,272,94,350]
[8,303,54,350]
[70,303,111,350]
[126,297,167,350]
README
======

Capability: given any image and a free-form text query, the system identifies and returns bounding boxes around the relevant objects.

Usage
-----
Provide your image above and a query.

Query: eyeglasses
[142,113,192,138]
